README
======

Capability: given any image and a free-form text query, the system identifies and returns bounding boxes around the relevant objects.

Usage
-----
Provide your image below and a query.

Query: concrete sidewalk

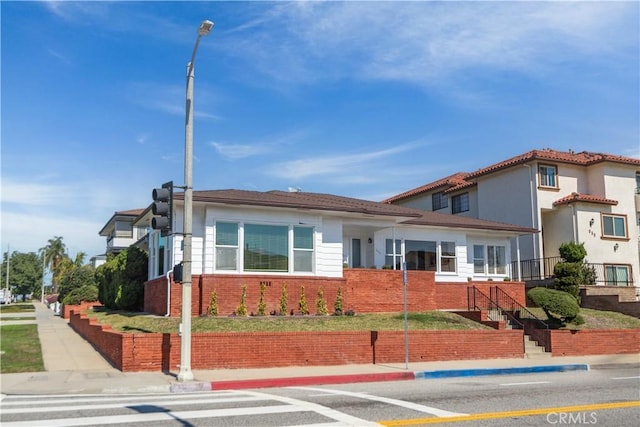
[1,302,638,395]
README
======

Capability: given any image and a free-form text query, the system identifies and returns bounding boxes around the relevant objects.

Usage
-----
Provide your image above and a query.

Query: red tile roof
[553,192,618,207]
[385,148,640,203]
[382,172,470,203]
[466,149,640,179]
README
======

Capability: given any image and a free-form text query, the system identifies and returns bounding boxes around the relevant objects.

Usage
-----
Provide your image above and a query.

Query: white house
[98,208,146,255]
[384,149,640,294]
[131,189,536,283]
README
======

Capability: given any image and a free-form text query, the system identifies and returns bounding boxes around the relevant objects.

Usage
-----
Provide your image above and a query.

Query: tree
[43,236,68,293]
[553,242,596,299]
[96,247,148,311]
[58,265,97,304]
[0,251,42,300]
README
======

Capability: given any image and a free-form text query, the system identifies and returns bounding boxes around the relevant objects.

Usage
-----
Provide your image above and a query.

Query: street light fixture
[178,19,214,383]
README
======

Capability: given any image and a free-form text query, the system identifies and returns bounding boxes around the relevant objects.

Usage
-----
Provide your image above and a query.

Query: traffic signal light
[151,181,173,236]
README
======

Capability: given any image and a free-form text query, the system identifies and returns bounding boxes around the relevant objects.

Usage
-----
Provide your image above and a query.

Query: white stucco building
[384,149,640,294]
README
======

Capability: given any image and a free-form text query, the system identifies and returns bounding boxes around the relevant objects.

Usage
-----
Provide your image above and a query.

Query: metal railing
[511,257,633,286]
[511,257,561,281]
[492,287,550,351]
[467,286,524,330]
[468,286,550,352]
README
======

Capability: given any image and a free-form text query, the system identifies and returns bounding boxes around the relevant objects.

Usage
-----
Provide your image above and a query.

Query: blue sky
[1,1,639,259]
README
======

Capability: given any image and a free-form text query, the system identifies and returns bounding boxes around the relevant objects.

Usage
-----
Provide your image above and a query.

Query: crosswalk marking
[1,390,379,427]
[291,386,467,418]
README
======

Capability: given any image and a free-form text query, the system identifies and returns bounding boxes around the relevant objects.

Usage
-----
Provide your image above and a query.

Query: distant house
[130,189,536,283]
[98,209,146,256]
[384,149,640,293]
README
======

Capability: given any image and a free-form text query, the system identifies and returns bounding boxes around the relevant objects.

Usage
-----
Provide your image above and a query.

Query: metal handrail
[467,287,524,330]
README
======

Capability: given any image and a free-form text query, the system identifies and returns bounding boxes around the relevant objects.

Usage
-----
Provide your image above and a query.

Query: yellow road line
[379,400,640,426]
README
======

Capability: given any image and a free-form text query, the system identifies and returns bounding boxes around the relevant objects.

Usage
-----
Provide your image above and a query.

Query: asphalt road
[1,365,638,426]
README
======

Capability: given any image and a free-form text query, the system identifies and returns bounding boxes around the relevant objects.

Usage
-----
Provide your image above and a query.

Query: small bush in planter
[208,290,218,316]
[334,286,344,315]
[256,283,267,316]
[279,283,288,315]
[316,287,328,315]
[235,285,248,316]
[298,286,309,315]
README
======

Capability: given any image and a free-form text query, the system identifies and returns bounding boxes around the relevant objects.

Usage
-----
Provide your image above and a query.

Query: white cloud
[222,2,636,88]
[269,142,423,180]
[1,211,104,257]
[211,142,274,159]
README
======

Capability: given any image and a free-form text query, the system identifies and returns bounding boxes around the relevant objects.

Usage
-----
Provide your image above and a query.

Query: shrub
[316,287,328,315]
[208,290,218,316]
[298,286,309,315]
[58,265,97,304]
[236,285,247,316]
[257,283,267,316]
[559,242,587,263]
[62,285,99,305]
[527,287,580,326]
[334,287,344,315]
[96,247,148,311]
[553,242,595,299]
[279,284,288,315]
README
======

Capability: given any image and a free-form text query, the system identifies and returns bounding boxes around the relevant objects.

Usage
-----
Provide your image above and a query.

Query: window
[636,173,640,194]
[350,239,362,268]
[244,224,289,272]
[432,192,448,211]
[539,164,557,188]
[405,240,436,271]
[602,214,627,238]
[215,222,239,270]
[451,193,469,214]
[487,245,506,274]
[473,245,485,274]
[293,227,314,272]
[385,239,402,269]
[605,265,631,286]
[440,241,456,272]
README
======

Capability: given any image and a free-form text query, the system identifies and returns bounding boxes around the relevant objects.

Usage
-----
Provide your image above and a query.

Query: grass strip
[0,324,45,373]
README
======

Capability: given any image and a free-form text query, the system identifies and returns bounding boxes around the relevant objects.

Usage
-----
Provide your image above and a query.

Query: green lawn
[0,324,45,373]
[88,307,640,334]
[0,304,35,314]
[88,309,492,333]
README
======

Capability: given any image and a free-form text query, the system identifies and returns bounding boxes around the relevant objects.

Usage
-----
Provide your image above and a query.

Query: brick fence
[144,269,526,317]
[68,308,524,372]
[67,306,639,372]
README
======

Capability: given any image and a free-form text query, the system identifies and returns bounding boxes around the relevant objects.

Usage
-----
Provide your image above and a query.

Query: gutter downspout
[165,268,173,317]
[523,164,541,279]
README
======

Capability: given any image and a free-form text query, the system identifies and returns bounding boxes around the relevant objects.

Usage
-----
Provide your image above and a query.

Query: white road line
[1,404,305,427]
[612,376,640,380]
[0,391,239,406]
[0,395,270,415]
[244,390,381,426]
[500,381,551,386]
[291,386,467,418]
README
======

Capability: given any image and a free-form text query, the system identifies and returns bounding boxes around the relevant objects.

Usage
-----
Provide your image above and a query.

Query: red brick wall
[62,301,98,319]
[69,310,523,371]
[144,273,526,317]
[549,329,640,356]
[68,310,123,368]
[343,269,437,312]
[435,281,526,310]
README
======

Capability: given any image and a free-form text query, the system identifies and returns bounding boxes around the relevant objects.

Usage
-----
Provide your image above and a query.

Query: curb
[169,364,590,392]
[414,364,590,379]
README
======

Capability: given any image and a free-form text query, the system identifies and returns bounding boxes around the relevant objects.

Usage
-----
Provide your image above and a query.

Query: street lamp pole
[178,19,214,383]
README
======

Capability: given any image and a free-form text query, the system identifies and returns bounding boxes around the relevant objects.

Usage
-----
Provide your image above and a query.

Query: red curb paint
[210,372,415,390]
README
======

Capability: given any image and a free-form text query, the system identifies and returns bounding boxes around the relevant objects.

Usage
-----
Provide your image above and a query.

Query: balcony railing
[511,257,633,286]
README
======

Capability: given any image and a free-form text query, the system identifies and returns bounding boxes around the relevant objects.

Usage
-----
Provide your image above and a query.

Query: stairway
[524,335,551,358]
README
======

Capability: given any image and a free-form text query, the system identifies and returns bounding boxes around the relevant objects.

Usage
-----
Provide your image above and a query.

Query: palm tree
[74,251,87,267]
[43,236,67,293]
